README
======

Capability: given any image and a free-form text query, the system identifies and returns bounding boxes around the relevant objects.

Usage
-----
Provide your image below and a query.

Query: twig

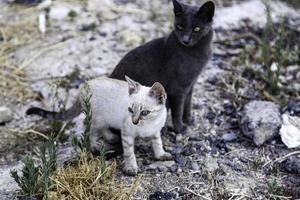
[262,151,300,168]
[273,151,300,163]
[229,193,248,200]
[184,187,211,200]
[262,90,281,105]
[16,129,49,140]
[225,148,246,155]
[167,186,180,192]
[270,194,292,200]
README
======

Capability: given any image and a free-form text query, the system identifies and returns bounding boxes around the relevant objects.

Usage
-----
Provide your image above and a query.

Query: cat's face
[125,76,166,126]
[172,0,215,47]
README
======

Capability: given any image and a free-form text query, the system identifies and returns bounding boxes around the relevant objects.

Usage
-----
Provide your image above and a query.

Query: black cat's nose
[183,40,189,45]
[182,35,191,45]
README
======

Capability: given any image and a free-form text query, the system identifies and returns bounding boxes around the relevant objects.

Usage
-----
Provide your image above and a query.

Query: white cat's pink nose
[132,119,139,125]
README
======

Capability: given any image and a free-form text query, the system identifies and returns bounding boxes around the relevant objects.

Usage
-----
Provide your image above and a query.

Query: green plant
[261,4,280,95]
[72,82,93,153]
[10,138,58,199]
[68,10,78,20]
[267,178,283,196]
[39,138,58,198]
[251,158,264,171]
[10,157,40,197]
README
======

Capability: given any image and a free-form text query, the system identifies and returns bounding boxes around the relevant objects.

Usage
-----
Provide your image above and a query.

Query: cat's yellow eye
[128,107,133,113]
[193,27,201,32]
[176,25,183,31]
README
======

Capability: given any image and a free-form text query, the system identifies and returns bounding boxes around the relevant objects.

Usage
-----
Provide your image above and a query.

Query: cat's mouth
[179,39,196,47]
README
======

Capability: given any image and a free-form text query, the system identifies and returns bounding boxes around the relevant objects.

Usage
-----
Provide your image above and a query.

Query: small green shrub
[10,157,40,197]
[72,82,93,154]
[10,138,58,199]
[68,10,78,20]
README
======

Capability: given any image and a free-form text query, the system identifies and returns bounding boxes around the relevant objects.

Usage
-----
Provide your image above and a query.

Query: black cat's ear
[125,75,140,95]
[172,0,183,16]
[197,1,215,22]
[149,82,167,104]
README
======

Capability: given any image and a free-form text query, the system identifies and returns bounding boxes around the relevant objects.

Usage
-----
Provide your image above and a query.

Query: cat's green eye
[141,110,150,116]
[128,107,133,113]
[176,25,183,31]
[193,27,201,32]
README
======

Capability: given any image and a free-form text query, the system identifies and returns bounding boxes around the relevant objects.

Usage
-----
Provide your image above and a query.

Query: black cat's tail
[26,100,82,121]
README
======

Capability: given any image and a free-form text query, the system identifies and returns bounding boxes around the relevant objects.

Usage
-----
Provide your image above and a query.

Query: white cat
[26,76,172,175]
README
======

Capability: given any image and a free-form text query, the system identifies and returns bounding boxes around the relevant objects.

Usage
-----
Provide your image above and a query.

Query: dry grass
[51,153,140,200]
[0,5,38,101]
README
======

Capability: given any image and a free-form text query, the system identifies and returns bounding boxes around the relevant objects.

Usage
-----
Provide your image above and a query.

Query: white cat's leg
[151,133,172,160]
[102,128,121,144]
[101,128,122,157]
[90,123,101,153]
[121,128,137,175]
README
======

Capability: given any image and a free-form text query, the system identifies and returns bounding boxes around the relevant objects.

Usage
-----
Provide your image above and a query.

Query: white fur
[79,76,171,175]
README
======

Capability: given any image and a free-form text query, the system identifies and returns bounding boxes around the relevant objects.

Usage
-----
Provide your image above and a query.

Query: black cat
[110,0,215,133]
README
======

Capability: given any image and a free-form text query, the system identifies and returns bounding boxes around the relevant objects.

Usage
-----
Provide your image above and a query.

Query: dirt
[0,0,300,199]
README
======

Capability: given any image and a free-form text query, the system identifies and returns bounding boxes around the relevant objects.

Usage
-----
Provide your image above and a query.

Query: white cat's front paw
[155,151,173,161]
[123,164,138,176]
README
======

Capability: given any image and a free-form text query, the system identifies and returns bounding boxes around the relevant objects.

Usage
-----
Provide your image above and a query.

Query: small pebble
[191,162,200,171]
[175,155,186,167]
[175,134,183,142]
[284,157,300,174]
[222,132,237,142]
[205,111,216,121]
[149,191,177,200]
[223,103,235,116]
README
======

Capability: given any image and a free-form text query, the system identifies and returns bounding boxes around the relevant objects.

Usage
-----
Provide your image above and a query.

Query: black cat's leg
[183,87,194,125]
[169,95,187,133]
[160,99,170,135]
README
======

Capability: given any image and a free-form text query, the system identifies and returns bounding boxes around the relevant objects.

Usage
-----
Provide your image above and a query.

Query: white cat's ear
[149,82,167,104]
[125,75,140,95]
[197,1,215,22]
[172,0,183,16]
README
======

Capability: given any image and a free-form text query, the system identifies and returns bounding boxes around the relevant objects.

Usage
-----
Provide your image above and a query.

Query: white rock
[205,157,219,172]
[49,4,81,20]
[280,114,300,148]
[0,107,13,123]
[270,62,278,72]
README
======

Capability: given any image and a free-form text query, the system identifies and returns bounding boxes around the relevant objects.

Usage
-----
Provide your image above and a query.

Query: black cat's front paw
[174,123,188,134]
[183,114,195,126]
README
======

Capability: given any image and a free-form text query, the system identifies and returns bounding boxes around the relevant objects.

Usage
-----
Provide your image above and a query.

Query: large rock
[240,101,282,146]
[0,107,13,124]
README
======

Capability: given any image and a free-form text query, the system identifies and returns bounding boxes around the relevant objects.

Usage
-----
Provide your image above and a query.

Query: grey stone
[191,162,200,171]
[205,157,219,172]
[0,107,13,124]
[175,155,186,167]
[148,161,175,170]
[284,156,300,174]
[240,101,282,146]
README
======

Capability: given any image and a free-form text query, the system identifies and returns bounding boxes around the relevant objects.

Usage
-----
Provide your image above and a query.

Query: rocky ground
[0,0,300,199]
